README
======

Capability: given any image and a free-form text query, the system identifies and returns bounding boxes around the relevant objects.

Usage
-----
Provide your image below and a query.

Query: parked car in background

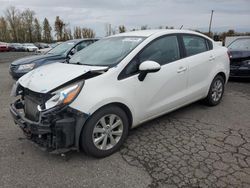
[9,39,98,79]
[22,43,38,52]
[37,47,51,54]
[34,43,50,49]
[0,42,10,52]
[10,30,229,158]
[225,36,248,47]
[37,43,60,54]
[228,37,250,78]
[8,43,25,52]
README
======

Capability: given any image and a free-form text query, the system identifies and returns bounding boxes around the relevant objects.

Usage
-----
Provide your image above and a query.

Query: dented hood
[18,62,108,93]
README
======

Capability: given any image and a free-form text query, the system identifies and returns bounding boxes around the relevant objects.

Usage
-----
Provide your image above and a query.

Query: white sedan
[22,43,38,52]
[11,29,229,158]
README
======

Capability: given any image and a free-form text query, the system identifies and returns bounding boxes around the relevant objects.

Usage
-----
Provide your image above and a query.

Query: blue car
[9,39,98,80]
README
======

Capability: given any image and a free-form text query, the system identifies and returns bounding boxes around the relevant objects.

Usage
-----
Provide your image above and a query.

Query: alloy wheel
[92,114,123,150]
[211,79,223,102]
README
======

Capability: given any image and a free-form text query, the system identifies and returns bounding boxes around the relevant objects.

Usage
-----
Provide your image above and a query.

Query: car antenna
[180,25,183,29]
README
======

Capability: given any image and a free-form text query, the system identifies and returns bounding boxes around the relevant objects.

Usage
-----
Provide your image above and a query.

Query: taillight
[227,51,232,59]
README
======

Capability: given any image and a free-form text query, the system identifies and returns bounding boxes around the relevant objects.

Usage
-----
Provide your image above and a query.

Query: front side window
[75,41,93,52]
[123,35,180,76]
[182,35,208,57]
[228,38,250,51]
[69,37,145,67]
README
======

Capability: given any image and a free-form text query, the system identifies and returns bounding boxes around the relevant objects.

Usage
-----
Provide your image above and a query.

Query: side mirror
[138,61,161,81]
[67,48,77,59]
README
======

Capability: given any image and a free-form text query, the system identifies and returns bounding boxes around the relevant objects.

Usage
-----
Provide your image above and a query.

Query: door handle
[177,66,187,73]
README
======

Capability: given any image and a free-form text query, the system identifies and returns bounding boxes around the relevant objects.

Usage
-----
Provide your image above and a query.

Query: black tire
[80,105,129,158]
[204,75,225,106]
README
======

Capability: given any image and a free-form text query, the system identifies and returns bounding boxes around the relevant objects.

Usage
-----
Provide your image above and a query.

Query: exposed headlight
[18,63,35,71]
[41,82,83,111]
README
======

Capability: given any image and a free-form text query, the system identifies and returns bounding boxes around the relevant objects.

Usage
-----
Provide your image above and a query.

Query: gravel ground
[0,52,250,188]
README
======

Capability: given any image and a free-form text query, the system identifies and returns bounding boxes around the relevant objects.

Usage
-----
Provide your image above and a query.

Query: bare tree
[62,23,72,41]
[0,17,10,42]
[34,18,42,42]
[105,23,112,36]
[67,27,73,40]
[118,25,126,33]
[43,18,52,43]
[21,9,35,42]
[141,25,148,30]
[82,28,95,38]
[5,6,20,42]
[73,26,82,39]
[54,16,64,41]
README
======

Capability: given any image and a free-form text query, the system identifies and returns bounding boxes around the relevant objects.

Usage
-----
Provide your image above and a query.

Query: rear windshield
[228,38,250,51]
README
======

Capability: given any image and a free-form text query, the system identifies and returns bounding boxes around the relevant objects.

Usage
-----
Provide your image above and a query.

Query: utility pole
[208,10,214,38]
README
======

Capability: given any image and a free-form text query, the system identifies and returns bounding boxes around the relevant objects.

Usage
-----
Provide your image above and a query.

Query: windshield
[47,41,75,55]
[228,38,250,51]
[69,36,145,66]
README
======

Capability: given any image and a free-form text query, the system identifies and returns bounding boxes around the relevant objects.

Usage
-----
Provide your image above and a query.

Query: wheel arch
[75,102,133,150]
[89,102,133,129]
[204,70,227,99]
[216,71,226,83]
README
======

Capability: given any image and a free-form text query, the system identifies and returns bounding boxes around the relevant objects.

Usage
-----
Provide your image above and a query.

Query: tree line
[0,6,96,43]
[1,6,249,44]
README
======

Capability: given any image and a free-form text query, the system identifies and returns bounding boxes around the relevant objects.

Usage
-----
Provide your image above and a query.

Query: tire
[80,105,129,158]
[204,75,225,106]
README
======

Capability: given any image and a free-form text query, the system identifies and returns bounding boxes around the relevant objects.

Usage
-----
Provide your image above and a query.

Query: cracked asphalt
[1,52,250,188]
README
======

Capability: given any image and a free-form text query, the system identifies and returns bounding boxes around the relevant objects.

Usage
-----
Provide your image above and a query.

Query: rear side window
[182,35,209,57]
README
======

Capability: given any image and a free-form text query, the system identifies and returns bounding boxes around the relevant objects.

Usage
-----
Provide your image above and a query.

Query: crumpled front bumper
[10,99,87,154]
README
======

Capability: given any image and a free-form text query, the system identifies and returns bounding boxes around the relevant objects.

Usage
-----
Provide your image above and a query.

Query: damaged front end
[10,82,88,154]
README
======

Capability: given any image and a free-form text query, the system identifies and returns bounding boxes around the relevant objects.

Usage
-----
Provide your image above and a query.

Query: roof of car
[110,29,206,38]
[65,38,99,43]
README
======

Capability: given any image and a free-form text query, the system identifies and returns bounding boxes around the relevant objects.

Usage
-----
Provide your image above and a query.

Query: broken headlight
[39,81,83,111]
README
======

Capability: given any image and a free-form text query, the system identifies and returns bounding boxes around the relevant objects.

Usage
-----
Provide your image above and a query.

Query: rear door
[181,34,214,101]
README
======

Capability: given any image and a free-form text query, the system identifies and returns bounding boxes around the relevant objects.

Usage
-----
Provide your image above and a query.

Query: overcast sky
[0,0,249,36]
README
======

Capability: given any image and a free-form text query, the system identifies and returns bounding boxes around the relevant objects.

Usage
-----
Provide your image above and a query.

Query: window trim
[180,34,213,58]
[118,34,183,80]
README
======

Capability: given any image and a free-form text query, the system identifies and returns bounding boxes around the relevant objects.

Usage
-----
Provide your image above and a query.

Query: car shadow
[46,101,205,161]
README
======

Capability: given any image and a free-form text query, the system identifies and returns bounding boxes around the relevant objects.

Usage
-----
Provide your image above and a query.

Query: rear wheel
[204,75,225,106]
[80,105,129,158]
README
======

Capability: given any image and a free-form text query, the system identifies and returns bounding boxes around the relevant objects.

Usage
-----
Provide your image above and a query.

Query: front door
[119,35,189,122]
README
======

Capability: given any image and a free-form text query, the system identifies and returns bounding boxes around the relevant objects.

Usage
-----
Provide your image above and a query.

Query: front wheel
[80,105,129,158]
[204,75,225,106]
